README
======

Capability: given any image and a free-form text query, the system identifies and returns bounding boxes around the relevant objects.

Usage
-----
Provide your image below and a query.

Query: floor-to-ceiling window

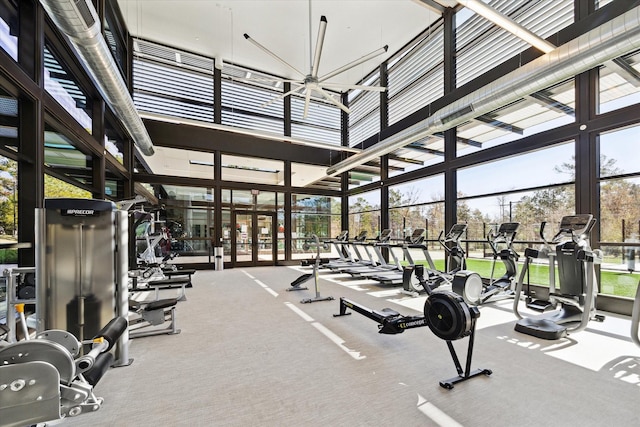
[597,125,640,298]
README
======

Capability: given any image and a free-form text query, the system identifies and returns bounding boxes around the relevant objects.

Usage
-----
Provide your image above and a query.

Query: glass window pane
[232,189,253,208]
[388,23,444,126]
[348,73,380,147]
[291,194,341,260]
[44,125,93,191]
[291,97,341,146]
[458,142,574,198]
[598,54,640,114]
[599,176,640,297]
[389,175,443,241]
[44,43,93,133]
[457,79,575,157]
[388,133,445,178]
[0,1,18,61]
[0,155,17,238]
[44,174,92,199]
[221,63,283,133]
[256,191,276,210]
[348,190,381,239]
[349,165,380,190]
[0,89,18,153]
[599,125,640,178]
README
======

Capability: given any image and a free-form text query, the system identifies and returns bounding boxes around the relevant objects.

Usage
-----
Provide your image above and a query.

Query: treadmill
[323,230,371,271]
[339,229,396,277]
[369,229,427,285]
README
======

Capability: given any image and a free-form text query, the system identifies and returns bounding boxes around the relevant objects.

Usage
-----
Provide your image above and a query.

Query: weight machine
[0,317,127,426]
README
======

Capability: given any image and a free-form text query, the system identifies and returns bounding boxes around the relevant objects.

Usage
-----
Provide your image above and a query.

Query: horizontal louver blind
[349,110,380,147]
[291,95,341,145]
[387,25,443,98]
[220,79,283,133]
[133,58,214,121]
[457,0,573,87]
[348,78,380,147]
[389,67,443,125]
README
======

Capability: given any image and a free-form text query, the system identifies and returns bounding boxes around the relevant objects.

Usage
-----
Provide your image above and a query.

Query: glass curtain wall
[597,125,640,298]
[291,194,341,260]
[388,175,444,241]
[348,190,381,242]
[457,142,576,285]
[139,183,215,265]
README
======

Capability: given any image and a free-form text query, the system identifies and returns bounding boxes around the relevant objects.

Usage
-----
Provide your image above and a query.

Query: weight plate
[36,330,81,357]
[0,339,76,385]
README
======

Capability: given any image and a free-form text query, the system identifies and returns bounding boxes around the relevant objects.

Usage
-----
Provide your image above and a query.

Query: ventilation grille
[74,0,95,28]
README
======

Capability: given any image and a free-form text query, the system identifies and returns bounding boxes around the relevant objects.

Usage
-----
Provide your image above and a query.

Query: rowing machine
[334,263,491,388]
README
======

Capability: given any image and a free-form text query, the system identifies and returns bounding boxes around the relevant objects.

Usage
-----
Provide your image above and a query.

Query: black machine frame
[334,264,491,389]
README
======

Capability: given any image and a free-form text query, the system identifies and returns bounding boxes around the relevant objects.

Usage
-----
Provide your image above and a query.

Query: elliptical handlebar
[487,223,519,259]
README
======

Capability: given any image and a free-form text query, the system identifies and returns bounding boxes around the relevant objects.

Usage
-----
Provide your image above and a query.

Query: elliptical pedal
[526,299,556,312]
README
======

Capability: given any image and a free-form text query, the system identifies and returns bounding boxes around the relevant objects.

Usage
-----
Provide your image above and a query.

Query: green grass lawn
[414,258,640,298]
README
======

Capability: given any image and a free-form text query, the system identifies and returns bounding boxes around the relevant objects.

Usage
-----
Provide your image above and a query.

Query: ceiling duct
[39,0,155,156]
[327,6,640,177]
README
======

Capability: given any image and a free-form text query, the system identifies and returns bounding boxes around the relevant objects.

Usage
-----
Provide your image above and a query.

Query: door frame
[231,210,277,267]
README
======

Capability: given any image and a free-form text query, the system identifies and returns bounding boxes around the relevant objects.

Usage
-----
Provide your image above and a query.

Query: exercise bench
[128,298,181,339]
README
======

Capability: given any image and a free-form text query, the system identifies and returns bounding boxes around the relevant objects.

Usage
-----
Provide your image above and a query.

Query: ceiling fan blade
[303,89,312,119]
[311,16,328,77]
[261,85,305,108]
[315,86,351,114]
[320,82,387,92]
[244,33,306,78]
[233,76,303,84]
[319,45,389,83]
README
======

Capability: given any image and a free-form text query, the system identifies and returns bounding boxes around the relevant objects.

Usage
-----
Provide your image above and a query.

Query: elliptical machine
[513,214,604,340]
[403,223,468,296]
[453,222,520,305]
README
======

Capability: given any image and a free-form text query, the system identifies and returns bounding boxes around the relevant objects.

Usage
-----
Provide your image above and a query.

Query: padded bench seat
[133,277,191,302]
[163,269,196,277]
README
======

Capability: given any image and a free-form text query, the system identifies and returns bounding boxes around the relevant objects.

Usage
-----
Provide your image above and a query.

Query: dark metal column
[284,160,292,263]
[17,1,44,266]
[340,92,350,232]
[92,100,106,199]
[443,7,457,230]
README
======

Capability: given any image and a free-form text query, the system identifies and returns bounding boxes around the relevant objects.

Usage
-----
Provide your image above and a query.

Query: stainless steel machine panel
[36,199,117,342]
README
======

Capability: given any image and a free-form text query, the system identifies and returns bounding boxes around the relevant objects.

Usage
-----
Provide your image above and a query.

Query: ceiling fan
[243,15,388,119]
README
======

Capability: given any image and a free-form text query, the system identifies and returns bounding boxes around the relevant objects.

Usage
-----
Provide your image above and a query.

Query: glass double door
[232,211,276,267]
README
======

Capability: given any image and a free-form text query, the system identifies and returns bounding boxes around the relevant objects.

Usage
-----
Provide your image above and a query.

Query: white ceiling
[117,0,440,85]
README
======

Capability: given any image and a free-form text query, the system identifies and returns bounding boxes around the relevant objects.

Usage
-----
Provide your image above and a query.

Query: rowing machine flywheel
[424,291,479,341]
[452,270,483,306]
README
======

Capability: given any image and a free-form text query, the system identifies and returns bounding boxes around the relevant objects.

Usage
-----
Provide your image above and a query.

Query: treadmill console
[408,228,425,244]
[355,230,368,241]
[336,230,349,241]
[377,229,392,242]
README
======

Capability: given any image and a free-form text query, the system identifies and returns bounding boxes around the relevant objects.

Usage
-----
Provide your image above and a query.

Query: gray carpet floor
[62,266,640,427]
